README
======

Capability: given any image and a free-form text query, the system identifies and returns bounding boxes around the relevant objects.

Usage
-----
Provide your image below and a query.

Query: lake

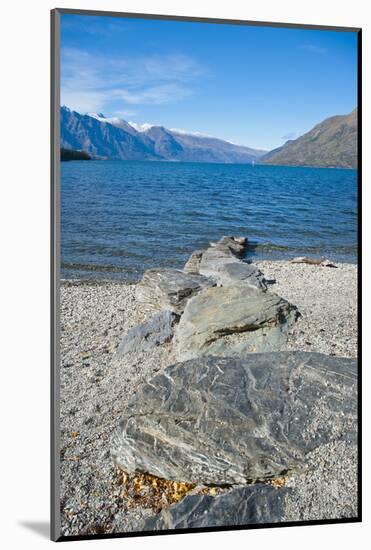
[61,161,358,281]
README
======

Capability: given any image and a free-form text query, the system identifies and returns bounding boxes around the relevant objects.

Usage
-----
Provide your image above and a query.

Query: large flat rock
[111,352,357,485]
[136,268,214,313]
[143,483,290,530]
[174,285,298,361]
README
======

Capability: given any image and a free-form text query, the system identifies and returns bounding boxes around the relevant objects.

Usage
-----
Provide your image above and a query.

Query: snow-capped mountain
[60,106,267,163]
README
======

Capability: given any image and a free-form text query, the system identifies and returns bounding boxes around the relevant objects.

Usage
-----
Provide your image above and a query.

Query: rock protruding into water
[111,352,357,486]
[136,268,214,314]
[198,236,246,278]
[115,310,179,356]
[143,483,290,530]
[211,235,247,258]
[184,236,266,290]
[174,285,298,361]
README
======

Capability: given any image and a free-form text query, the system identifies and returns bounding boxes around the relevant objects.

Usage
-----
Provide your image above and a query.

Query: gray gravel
[255,261,357,358]
[283,440,358,521]
[60,281,175,536]
[59,261,358,536]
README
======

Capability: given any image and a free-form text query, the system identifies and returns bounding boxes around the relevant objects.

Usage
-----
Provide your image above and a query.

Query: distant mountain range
[261,109,357,169]
[60,106,357,168]
[60,106,266,164]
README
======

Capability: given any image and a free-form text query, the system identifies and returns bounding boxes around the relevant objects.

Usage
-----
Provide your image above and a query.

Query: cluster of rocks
[110,236,358,531]
[119,237,297,360]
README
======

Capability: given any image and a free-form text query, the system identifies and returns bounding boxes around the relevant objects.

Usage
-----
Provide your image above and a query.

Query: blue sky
[60,13,358,150]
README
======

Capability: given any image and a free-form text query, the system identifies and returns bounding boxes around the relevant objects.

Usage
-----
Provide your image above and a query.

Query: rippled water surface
[61,161,358,280]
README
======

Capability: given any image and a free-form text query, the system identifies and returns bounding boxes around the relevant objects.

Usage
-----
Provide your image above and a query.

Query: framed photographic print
[51,8,361,542]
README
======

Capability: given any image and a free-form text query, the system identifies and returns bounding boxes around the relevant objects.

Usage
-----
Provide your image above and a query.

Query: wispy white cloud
[61,47,204,114]
[170,127,212,138]
[113,83,192,105]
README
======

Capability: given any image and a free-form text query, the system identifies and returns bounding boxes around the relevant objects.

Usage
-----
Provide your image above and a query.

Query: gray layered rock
[199,236,246,277]
[183,250,205,273]
[198,246,234,278]
[210,235,247,258]
[111,352,357,485]
[136,269,214,313]
[174,285,298,360]
[183,236,247,274]
[116,311,179,356]
[215,261,267,289]
[193,236,266,290]
[143,484,290,530]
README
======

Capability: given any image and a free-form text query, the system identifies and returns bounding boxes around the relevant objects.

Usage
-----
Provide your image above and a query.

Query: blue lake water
[60,161,358,281]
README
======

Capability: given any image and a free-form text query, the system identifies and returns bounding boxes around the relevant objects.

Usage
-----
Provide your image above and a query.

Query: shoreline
[59,258,357,536]
[60,257,358,286]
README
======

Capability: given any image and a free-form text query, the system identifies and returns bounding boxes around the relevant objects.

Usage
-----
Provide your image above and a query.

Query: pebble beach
[59,260,358,536]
